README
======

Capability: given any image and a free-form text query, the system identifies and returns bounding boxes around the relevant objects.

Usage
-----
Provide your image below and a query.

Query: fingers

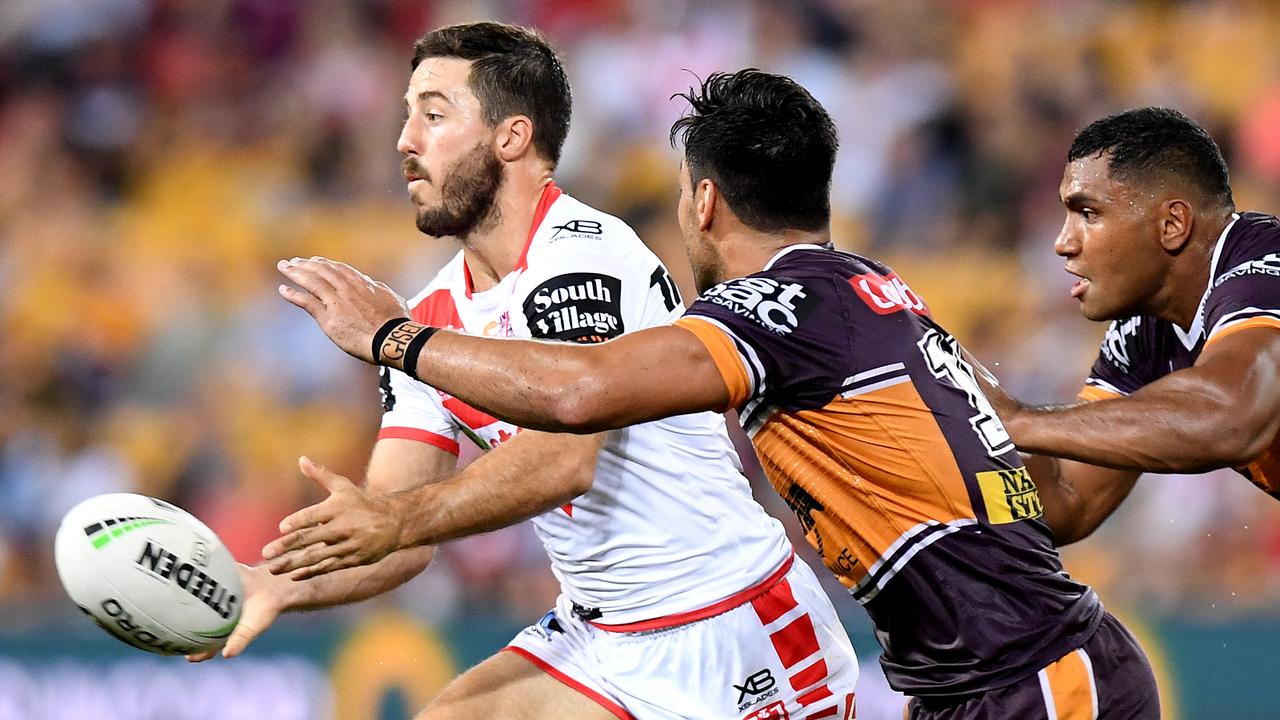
[262,516,349,562]
[288,554,346,581]
[222,612,271,659]
[265,539,348,576]
[277,259,339,301]
[296,455,352,496]
[186,650,217,663]
[277,283,324,317]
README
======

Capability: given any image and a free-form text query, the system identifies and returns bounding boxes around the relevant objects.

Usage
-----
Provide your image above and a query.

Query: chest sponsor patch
[700,276,818,335]
[976,467,1044,524]
[523,272,624,343]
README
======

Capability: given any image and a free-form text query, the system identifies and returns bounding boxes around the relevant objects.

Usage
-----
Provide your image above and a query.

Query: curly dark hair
[671,69,839,233]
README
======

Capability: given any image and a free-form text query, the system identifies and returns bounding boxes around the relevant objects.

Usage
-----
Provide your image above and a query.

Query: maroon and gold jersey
[1083,212,1280,496]
[675,244,1101,697]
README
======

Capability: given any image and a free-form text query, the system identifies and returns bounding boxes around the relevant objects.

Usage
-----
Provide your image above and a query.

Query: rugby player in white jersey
[195,22,857,720]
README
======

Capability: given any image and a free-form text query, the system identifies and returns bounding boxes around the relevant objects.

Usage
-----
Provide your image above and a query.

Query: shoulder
[693,250,845,337]
[524,193,652,265]
[1212,212,1280,289]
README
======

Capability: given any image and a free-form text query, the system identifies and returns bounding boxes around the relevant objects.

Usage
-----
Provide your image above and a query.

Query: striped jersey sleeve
[675,273,849,425]
[1205,259,1280,346]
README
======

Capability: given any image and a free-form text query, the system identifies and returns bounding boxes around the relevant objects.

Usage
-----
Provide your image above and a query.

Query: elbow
[1052,519,1095,548]
[563,450,596,497]
[1193,405,1277,470]
[548,375,613,434]
[1215,428,1273,470]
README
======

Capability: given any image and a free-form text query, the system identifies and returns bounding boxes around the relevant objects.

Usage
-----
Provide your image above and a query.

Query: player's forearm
[410,331,618,432]
[394,432,600,548]
[283,546,434,610]
[1007,381,1249,473]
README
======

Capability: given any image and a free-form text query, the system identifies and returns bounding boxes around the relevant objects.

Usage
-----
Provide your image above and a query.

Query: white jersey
[379,184,794,625]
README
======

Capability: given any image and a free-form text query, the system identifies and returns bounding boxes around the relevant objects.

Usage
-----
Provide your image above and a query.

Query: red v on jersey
[461,181,563,298]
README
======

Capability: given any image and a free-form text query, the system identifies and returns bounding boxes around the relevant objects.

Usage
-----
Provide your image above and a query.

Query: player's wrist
[371,318,439,379]
[388,485,431,549]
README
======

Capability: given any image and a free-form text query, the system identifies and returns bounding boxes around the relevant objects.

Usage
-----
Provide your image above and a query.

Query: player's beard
[687,236,727,294]
[409,143,503,239]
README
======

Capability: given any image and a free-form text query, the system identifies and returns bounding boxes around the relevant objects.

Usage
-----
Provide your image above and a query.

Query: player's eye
[425,111,444,122]
[1081,208,1098,221]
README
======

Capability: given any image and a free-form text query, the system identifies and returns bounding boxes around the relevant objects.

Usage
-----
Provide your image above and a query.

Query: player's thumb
[221,609,275,659]
[298,455,347,493]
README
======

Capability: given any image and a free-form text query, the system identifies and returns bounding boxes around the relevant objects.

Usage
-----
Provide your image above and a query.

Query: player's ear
[695,177,717,232]
[495,115,534,162]
[1159,198,1193,253]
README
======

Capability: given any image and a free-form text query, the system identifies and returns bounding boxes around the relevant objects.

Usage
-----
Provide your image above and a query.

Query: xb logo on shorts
[734,668,778,707]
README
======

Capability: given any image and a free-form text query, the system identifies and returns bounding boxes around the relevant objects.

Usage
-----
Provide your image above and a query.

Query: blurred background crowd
[2,0,1280,661]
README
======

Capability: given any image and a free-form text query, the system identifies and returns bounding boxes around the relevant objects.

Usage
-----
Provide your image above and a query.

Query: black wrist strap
[372,318,409,364]
[373,318,439,379]
[400,324,437,381]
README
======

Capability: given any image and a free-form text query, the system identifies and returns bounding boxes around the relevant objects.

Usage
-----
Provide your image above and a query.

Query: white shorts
[506,555,859,720]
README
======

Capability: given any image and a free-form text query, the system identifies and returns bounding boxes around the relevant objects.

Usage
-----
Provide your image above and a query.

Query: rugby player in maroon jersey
[980,108,1280,544]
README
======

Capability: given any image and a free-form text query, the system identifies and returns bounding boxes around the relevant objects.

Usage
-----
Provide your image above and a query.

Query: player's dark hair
[413,22,571,166]
[671,69,838,233]
[1068,107,1233,209]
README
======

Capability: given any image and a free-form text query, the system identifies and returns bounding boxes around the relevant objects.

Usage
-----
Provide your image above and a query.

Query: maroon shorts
[907,612,1159,720]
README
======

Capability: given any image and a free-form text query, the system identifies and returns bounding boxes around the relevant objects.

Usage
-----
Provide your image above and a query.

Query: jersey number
[917,329,1014,457]
[649,266,681,312]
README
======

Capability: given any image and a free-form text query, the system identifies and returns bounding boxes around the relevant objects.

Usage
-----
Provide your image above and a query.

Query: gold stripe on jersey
[674,317,751,409]
[751,378,976,590]
[1077,385,1123,403]
[1203,315,1280,347]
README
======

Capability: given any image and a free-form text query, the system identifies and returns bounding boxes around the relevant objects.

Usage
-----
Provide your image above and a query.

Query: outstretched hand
[185,562,290,662]
[261,456,407,580]
[277,257,410,364]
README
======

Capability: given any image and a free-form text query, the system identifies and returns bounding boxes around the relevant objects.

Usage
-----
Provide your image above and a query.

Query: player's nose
[396,120,418,156]
[1053,219,1079,257]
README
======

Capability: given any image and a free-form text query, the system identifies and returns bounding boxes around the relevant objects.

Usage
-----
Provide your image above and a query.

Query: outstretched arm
[969,353,1143,544]
[276,257,731,432]
[189,440,454,660]
[261,430,604,577]
[1000,328,1280,474]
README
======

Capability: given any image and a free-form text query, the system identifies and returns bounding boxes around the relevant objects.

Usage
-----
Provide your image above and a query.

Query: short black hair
[413,22,571,166]
[1068,107,1233,208]
[671,69,838,233]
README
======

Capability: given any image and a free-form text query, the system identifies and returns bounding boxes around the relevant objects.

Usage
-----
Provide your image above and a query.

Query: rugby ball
[54,493,243,656]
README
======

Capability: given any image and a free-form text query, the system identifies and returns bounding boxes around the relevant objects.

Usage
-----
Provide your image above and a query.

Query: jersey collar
[1172,212,1239,350]
[763,242,831,271]
[463,181,563,298]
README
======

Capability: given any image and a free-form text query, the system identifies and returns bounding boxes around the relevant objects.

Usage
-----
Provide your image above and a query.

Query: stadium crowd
[3,0,1280,630]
